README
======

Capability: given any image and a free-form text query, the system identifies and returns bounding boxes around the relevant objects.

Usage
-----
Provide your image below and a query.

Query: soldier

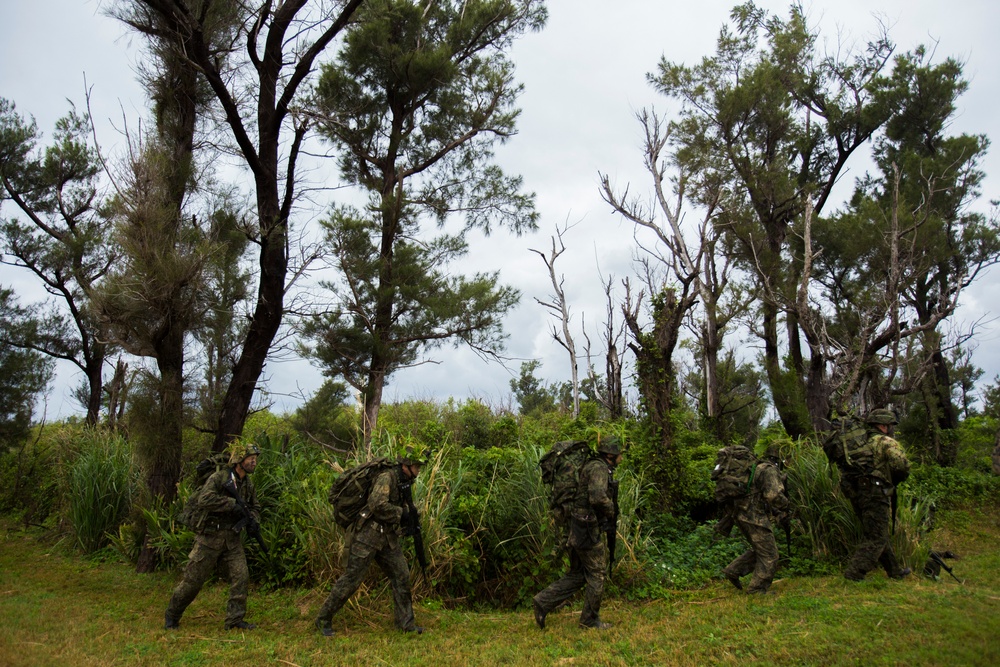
[720,449,789,594]
[165,443,262,631]
[533,437,621,630]
[841,408,911,582]
[315,450,426,637]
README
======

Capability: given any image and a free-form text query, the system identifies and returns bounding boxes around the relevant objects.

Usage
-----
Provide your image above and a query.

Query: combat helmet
[398,442,431,467]
[228,442,262,466]
[865,408,898,426]
[596,436,622,458]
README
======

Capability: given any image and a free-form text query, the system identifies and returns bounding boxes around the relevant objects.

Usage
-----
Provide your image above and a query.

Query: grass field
[2,507,999,666]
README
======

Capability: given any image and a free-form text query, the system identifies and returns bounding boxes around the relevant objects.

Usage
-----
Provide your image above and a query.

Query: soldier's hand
[247,518,261,535]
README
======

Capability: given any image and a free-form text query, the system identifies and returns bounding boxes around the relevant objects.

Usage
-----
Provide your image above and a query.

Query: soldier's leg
[722,520,757,586]
[534,548,587,615]
[745,524,779,593]
[316,540,376,625]
[845,491,891,580]
[222,539,250,628]
[578,543,608,627]
[165,535,223,623]
[374,544,418,631]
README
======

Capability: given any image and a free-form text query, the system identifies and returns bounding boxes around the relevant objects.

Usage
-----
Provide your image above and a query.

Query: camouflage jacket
[866,434,910,488]
[572,458,616,524]
[353,466,408,549]
[733,461,788,528]
[190,467,261,533]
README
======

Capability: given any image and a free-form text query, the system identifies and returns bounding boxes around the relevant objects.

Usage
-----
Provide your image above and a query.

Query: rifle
[890,486,898,536]
[929,551,963,584]
[399,477,428,576]
[222,479,269,555]
[606,475,620,575]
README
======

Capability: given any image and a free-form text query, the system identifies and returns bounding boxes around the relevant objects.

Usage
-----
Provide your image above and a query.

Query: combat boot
[226,620,257,630]
[164,613,180,630]
[533,600,547,630]
[889,567,912,580]
[402,626,425,634]
[581,621,612,630]
[315,618,335,637]
[723,569,743,590]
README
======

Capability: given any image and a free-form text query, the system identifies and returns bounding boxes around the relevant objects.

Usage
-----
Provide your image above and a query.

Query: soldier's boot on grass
[532,599,547,630]
[226,620,256,630]
[889,567,912,580]
[722,568,743,591]
[164,613,180,630]
[315,618,335,638]
[581,621,612,630]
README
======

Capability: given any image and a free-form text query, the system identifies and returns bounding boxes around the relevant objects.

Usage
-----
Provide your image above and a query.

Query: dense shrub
[67,429,140,554]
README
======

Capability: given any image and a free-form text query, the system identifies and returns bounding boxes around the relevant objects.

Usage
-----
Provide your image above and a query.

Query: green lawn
[2,509,998,666]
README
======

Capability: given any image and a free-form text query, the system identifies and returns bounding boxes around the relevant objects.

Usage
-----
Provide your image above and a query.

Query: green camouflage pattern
[723,461,788,593]
[165,469,260,627]
[316,467,419,632]
[535,458,616,627]
[842,434,909,580]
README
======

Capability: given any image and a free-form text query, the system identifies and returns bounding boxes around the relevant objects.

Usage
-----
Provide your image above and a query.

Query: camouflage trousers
[844,479,901,580]
[316,530,416,631]
[165,530,249,627]
[723,519,779,593]
[533,542,608,627]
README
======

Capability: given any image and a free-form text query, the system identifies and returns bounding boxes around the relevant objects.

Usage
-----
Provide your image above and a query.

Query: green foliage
[67,430,139,554]
[0,288,54,443]
[0,423,62,523]
[905,464,1000,509]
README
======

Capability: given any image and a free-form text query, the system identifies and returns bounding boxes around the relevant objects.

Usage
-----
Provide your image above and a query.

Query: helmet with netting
[865,408,898,426]
[228,442,262,465]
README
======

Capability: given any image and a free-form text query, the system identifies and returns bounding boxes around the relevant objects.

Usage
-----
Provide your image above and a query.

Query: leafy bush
[905,464,1000,509]
[67,429,139,554]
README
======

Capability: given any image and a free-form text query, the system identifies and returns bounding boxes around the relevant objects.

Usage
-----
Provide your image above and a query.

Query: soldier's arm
[585,462,615,521]
[886,438,911,483]
[199,471,239,514]
[367,470,404,525]
[759,465,788,511]
[245,480,262,522]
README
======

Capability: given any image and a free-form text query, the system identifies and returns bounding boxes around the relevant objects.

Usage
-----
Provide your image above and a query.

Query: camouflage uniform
[842,430,910,581]
[316,466,419,632]
[165,467,261,628]
[534,456,616,628]
[722,461,788,593]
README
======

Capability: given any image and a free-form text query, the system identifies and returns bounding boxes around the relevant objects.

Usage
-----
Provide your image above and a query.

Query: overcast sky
[3,0,1000,419]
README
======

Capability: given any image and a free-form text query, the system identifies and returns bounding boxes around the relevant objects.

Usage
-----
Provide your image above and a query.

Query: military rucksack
[711,445,758,503]
[177,451,230,528]
[539,440,592,526]
[822,415,875,474]
[328,458,396,529]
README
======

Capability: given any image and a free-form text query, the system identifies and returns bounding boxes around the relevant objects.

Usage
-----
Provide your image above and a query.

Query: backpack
[539,440,592,526]
[711,445,758,503]
[328,458,396,529]
[822,415,875,474]
[177,451,230,528]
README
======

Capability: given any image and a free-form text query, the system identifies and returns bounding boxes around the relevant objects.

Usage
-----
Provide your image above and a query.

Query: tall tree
[0,288,55,444]
[651,2,898,436]
[531,224,580,418]
[305,0,544,443]
[117,0,367,452]
[812,51,999,460]
[0,101,113,425]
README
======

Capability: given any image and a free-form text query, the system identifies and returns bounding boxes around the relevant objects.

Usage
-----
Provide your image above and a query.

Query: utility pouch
[568,512,599,549]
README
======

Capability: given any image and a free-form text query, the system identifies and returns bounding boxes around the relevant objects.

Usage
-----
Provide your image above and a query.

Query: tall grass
[778,437,930,569]
[67,429,139,554]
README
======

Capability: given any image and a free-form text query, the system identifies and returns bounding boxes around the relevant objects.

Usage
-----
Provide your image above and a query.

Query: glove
[247,517,261,535]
